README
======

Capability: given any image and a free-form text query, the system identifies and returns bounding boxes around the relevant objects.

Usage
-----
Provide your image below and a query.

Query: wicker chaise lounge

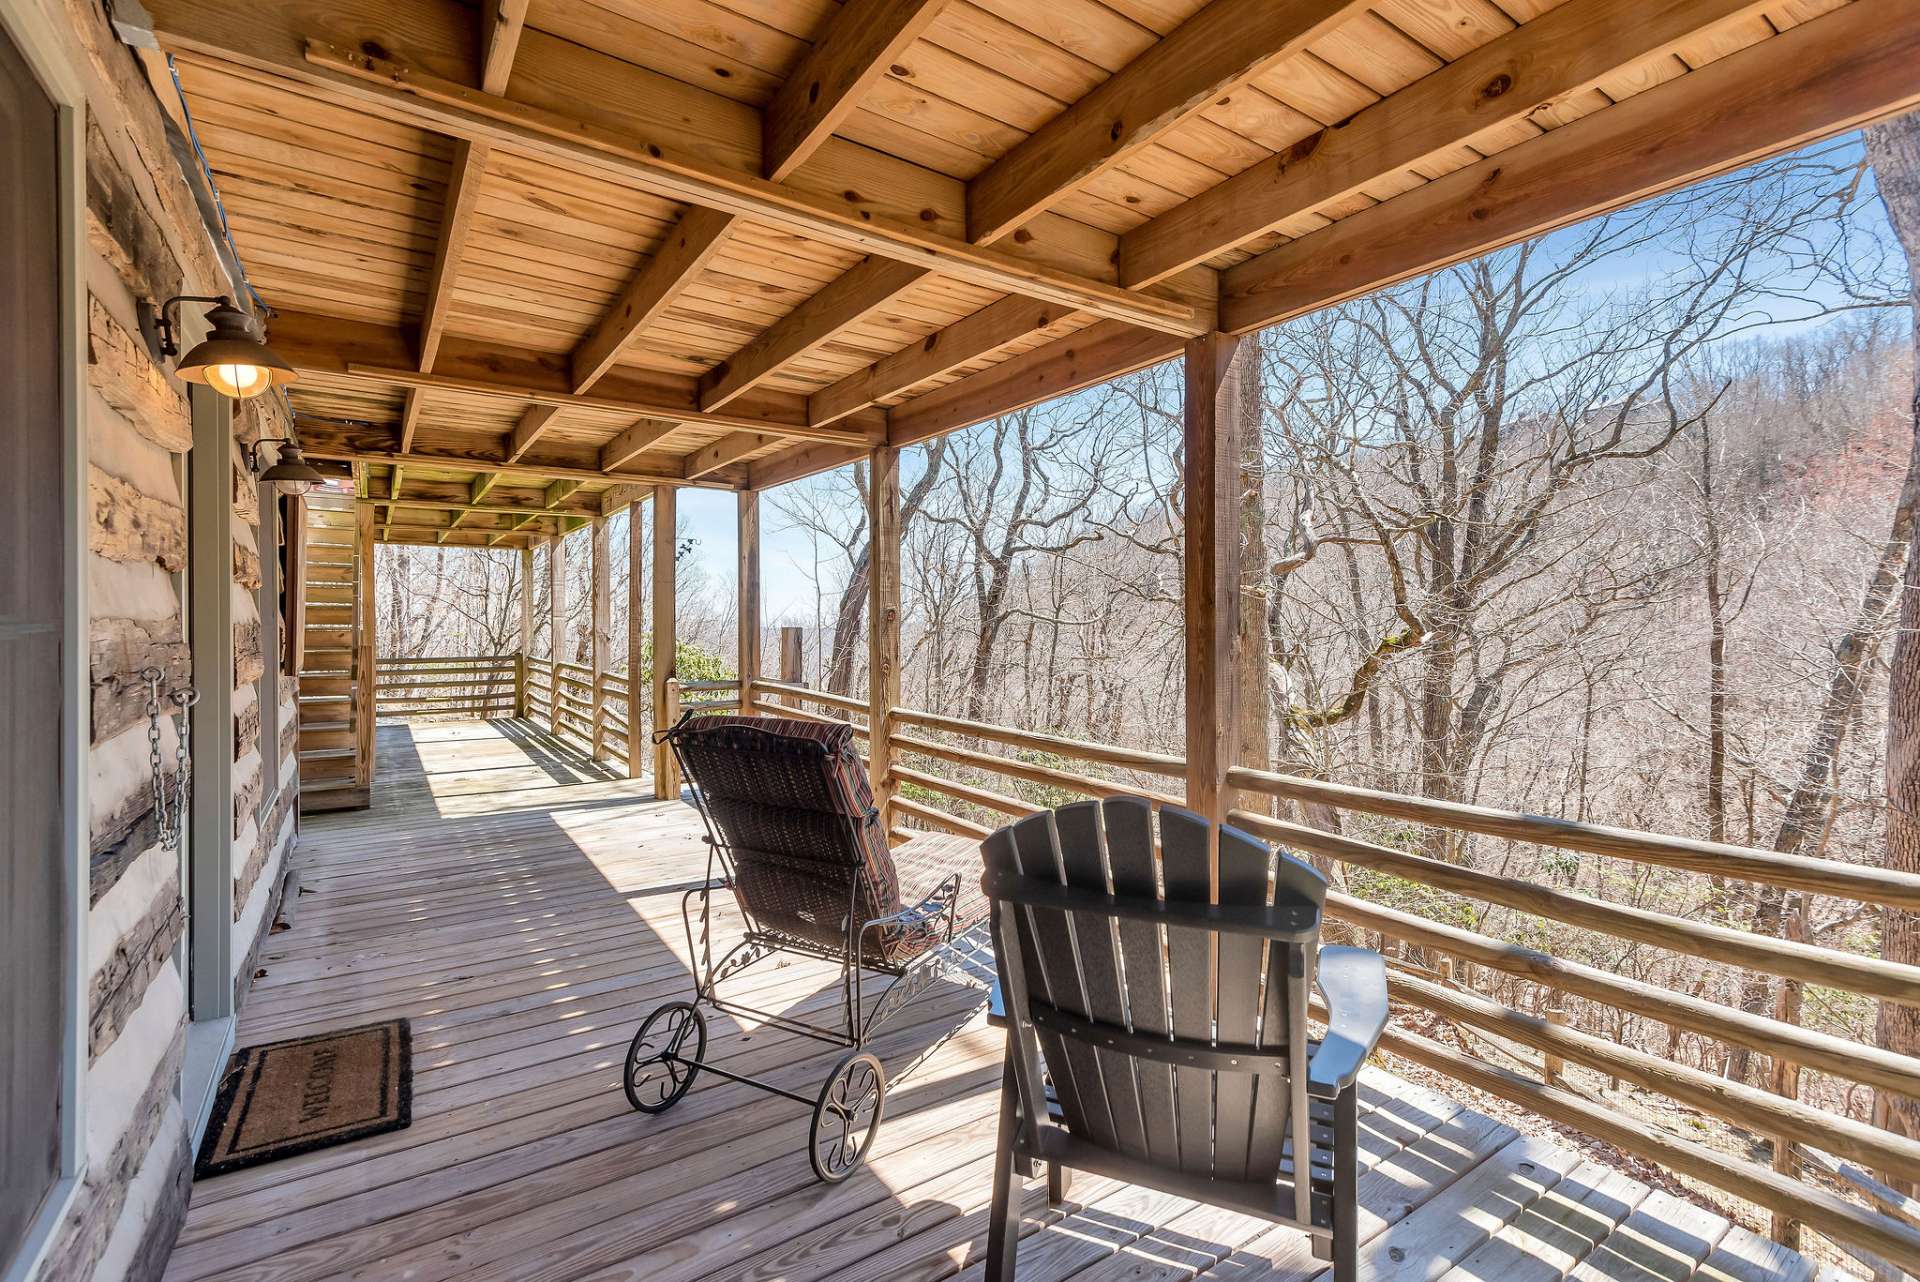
[622,712,994,1182]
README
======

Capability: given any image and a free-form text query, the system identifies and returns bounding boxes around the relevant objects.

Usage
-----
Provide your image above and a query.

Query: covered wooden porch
[167,718,1832,1282]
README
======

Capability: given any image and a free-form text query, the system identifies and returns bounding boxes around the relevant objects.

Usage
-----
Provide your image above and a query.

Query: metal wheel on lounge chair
[809,1051,886,1182]
[624,1000,706,1113]
[618,712,993,1183]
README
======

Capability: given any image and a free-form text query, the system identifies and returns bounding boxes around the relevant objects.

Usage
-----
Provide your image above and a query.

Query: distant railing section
[729,676,1920,1276]
[374,655,518,719]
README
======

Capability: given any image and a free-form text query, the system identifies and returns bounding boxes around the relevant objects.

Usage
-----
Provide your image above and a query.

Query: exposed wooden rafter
[297,419,745,489]
[571,206,737,396]
[965,0,1370,245]
[1118,0,1782,288]
[763,0,954,183]
[700,257,928,412]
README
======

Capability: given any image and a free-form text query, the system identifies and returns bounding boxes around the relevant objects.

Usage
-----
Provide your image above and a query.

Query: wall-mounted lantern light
[140,295,297,400]
[243,437,326,496]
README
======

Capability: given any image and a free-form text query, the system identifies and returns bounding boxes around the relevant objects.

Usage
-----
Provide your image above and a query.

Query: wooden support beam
[296,420,742,490]
[547,531,567,736]
[1219,0,1920,334]
[354,501,376,787]
[470,473,500,504]
[589,513,610,759]
[398,391,425,453]
[360,488,588,521]
[738,490,760,712]
[1181,332,1247,837]
[701,257,928,412]
[517,543,534,715]
[808,294,1072,426]
[545,479,583,508]
[599,483,649,516]
[889,319,1180,447]
[337,363,879,447]
[763,0,953,182]
[572,206,737,395]
[625,487,650,779]
[507,405,561,462]
[599,419,681,472]
[418,137,489,373]
[866,446,901,830]
[747,440,868,492]
[1119,0,1781,289]
[275,40,1210,337]
[479,0,529,95]
[682,431,774,481]
[651,485,679,798]
[966,0,1367,244]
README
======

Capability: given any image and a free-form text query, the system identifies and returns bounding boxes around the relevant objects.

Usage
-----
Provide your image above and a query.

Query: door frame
[0,1,89,1278]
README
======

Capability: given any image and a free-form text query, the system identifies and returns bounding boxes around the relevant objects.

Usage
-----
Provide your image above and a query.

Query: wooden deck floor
[168,719,1836,1282]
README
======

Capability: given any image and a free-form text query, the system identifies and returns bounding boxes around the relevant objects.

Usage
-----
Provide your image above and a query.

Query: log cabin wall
[24,0,302,1277]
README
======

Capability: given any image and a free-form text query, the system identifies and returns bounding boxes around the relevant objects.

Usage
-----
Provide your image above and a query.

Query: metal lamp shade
[175,303,297,400]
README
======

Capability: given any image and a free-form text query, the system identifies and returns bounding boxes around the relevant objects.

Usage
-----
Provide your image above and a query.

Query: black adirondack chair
[981,798,1388,1281]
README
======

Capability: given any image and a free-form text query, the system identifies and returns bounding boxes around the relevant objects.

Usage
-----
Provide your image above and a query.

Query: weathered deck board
[167,720,1839,1282]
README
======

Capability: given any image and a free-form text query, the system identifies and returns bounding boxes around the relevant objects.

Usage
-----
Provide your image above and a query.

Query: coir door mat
[194,1018,412,1178]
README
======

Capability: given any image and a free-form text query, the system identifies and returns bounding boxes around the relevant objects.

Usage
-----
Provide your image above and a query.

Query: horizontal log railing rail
[711,677,1920,1271]
[375,654,519,718]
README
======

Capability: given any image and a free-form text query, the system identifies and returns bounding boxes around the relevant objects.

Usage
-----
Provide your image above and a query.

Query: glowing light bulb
[206,362,270,399]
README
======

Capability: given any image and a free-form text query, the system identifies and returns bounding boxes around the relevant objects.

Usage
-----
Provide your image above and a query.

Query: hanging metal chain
[142,666,201,852]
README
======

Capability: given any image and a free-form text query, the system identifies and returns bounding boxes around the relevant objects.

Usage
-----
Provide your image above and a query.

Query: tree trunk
[1872,109,1920,1222]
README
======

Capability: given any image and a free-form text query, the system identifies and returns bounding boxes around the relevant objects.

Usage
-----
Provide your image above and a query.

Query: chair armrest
[1307,946,1387,1100]
[861,872,962,934]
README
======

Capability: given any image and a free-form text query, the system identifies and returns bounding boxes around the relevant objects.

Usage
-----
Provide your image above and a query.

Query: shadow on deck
[166,718,1831,1282]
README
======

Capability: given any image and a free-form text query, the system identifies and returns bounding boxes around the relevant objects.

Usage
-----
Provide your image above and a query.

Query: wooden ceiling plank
[600,419,682,471]
[807,293,1075,425]
[572,206,738,394]
[261,38,1209,336]
[1220,0,1920,333]
[763,0,956,182]
[965,0,1372,245]
[1120,0,1782,288]
[699,257,929,412]
[506,404,562,461]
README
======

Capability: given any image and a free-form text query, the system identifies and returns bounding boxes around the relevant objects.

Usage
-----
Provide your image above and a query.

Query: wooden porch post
[590,512,611,759]
[738,489,760,714]
[651,485,679,798]
[627,488,650,779]
[354,500,376,788]
[780,626,804,686]
[517,544,533,717]
[548,532,566,738]
[867,446,901,834]
[1182,332,1248,855]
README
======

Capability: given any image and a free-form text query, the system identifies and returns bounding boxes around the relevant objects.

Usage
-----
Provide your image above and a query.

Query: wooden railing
[375,654,519,719]
[732,678,1920,1275]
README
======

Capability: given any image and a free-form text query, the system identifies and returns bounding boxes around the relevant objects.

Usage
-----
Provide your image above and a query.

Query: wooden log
[1324,890,1920,1100]
[1231,809,1920,1007]
[652,488,679,797]
[233,537,262,589]
[234,695,260,762]
[1182,331,1245,834]
[755,678,867,717]
[892,765,1039,819]
[626,494,646,777]
[891,705,1184,775]
[590,512,610,758]
[1229,764,1920,911]
[89,889,185,1060]
[88,294,191,452]
[90,463,185,571]
[1373,1023,1920,1276]
[84,114,185,307]
[90,615,190,745]
[235,619,264,686]
[737,490,759,711]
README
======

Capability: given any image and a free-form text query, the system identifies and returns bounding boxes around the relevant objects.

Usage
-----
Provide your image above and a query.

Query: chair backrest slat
[1103,799,1181,1168]
[1055,801,1150,1160]
[989,799,1328,1190]
[1160,808,1220,1176]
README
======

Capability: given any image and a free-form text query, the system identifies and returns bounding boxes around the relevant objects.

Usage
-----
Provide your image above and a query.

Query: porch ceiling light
[245,438,326,496]
[146,295,297,400]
